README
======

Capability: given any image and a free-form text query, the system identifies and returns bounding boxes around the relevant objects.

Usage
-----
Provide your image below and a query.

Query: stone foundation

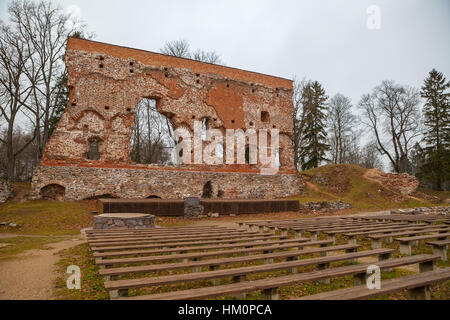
[93,213,155,230]
[31,165,303,201]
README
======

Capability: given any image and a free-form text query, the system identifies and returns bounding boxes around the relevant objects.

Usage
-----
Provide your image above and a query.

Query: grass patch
[54,243,109,300]
[293,164,439,211]
[0,200,95,235]
[0,235,68,261]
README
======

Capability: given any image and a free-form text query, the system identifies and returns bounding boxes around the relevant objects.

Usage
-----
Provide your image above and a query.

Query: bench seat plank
[99,244,360,277]
[120,254,438,300]
[96,240,334,266]
[297,268,450,300]
[104,248,394,291]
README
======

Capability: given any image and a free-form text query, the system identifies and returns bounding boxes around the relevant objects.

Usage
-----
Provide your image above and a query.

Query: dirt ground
[0,235,86,300]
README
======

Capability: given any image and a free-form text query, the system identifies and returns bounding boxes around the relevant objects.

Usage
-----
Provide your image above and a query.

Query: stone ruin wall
[31,38,303,200]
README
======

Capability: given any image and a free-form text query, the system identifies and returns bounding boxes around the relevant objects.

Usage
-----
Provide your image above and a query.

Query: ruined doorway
[202,181,213,198]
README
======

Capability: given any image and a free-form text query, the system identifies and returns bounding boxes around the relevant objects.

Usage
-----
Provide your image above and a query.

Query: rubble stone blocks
[93,213,155,230]
[365,168,419,196]
[300,200,352,213]
[0,179,13,204]
[30,38,304,200]
[391,206,449,215]
[184,197,204,218]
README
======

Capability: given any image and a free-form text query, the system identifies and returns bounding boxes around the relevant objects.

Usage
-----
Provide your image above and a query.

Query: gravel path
[0,236,86,300]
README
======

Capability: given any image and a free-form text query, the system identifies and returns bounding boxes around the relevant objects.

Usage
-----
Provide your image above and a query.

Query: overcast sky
[1,0,449,107]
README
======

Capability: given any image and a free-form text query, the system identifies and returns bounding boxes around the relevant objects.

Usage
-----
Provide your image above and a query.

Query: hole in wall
[105,106,110,110]
[85,137,102,161]
[130,98,175,165]
[40,184,65,201]
[202,181,213,199]
[99,64,104,68]
[261,111,270,122]
[130,69,134,73]
[147,195,162,199]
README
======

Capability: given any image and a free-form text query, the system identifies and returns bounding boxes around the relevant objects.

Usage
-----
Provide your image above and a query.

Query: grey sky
[1,0,449,106]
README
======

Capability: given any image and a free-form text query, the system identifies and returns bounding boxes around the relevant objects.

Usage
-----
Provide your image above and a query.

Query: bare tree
[327,93,356,164]
[0,22,35,181]
[160,39,191,58]
[160,39,225,65]
[192,49,225,65]
[8,0,85,160]
[359,80,422,173]
[131,99,174,165]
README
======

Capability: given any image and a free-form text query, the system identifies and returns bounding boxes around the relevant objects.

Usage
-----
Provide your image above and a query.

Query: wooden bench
[344,224,432,244]
[99,243,360,280]
[87,230,260,243]
[426,240,450,261]
[396,232,450,255]
[93,237,310,258]
[96,239,333,267]
[88,232,275,247]
[90,234,288,252]
[369,227,450,249]
[118,254,438,300]
[297,267,450,300]
[105,248,394,298]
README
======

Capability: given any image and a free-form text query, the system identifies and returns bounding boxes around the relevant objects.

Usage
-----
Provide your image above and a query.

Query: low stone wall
[93,213,155,230]
[300,200,352,213]
[31,165,303,200]
[0,179,12,204]
[391,206,449,215]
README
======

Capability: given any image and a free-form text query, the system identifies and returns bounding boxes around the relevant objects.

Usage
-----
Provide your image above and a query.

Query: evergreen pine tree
[299,81,330,170]
[419,69,450,190]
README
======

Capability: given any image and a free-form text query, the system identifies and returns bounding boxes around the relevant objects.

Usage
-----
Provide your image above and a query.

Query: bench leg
[432,245,448,262]
[348,236,357,245]
[109,289,128,299]
[104,275,117,282]
[310,232,318,241]
[328,234,336,244]
[263,251,274,264]
[192,258,202,273]
[232,276,247,299]
[287,256,299,274]
[346,248,357,263]
[379,252,392,272]
[407,286,431,300]
[261,288,279,300]
[209,266,220,285]
[295,231,302,239]
[419,260,436,273]
[400,242,412,255]
[317,263,330,284]
[353,273,366,286]
[371,239,382,249]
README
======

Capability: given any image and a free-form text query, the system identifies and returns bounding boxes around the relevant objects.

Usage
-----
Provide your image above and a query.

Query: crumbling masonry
[31,38,303,200]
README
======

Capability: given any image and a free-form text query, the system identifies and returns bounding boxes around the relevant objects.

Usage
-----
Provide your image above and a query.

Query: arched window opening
[85,137,102,160]
[131,98,176,165]
[202,181,213,199]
